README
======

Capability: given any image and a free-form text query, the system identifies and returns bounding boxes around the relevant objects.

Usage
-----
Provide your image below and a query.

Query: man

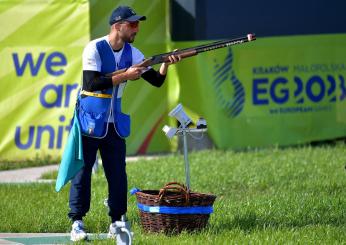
[69,5,180,241]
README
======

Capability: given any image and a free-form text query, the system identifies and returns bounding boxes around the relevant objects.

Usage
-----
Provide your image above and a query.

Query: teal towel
[55,113,84,192]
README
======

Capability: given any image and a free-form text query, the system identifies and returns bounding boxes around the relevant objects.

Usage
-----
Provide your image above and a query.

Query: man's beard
[124,33,136,43]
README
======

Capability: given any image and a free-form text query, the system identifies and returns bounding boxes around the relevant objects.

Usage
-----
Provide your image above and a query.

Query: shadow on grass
[209,211,346,234]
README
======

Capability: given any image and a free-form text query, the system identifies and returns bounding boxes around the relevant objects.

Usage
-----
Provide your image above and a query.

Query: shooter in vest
[68,6,181,241]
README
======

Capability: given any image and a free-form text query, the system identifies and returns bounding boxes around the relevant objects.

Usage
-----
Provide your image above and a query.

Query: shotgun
[106,33,256,77]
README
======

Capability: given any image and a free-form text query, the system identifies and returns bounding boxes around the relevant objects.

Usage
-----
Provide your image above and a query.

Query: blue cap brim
[125,15,146,22]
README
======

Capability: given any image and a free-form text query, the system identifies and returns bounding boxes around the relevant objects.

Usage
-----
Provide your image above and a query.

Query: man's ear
[112,23,121,31]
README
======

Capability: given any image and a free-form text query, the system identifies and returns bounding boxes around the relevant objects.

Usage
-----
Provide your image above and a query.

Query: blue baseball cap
[109,6,146,25]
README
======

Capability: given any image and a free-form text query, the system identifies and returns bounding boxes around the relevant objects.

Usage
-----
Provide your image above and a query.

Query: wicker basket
[135,182,216,233]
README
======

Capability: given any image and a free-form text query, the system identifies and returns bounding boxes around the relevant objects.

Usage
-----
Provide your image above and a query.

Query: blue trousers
[68,124,127,222]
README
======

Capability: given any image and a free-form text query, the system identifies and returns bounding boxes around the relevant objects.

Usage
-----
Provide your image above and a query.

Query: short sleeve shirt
[82,35,145,72]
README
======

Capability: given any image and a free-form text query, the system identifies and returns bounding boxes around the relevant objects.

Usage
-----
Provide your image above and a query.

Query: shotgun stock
[106,33,256,77]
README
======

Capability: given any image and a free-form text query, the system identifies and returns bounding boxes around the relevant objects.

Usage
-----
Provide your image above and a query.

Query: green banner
[1,0,345,162]
[0,0,89,161]
[174,34,346,148]
[0,0,174,161]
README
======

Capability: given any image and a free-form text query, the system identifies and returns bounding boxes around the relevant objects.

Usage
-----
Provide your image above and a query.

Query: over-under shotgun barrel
[106,33,256,77]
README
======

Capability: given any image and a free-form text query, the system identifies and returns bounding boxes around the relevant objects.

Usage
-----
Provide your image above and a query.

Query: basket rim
[136,189,216,196]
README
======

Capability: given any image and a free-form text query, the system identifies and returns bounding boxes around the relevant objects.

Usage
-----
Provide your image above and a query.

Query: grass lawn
[0,144,345,244]
[0,155,59,171]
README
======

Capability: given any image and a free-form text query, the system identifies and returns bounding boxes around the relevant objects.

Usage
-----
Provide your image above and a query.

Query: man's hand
[159,52,181,75]
[165,53,181,65]
[125,66,147,80]
[111,66,146,85]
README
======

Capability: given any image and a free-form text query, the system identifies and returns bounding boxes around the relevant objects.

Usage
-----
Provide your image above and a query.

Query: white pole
[182,129,191,191]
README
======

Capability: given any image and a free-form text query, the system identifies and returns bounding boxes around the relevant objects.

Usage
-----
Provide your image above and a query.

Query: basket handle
[163,181,187,189]
[158,182,190,205]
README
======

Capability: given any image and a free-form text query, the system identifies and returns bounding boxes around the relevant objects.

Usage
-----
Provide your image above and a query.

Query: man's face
[116,21,140,43]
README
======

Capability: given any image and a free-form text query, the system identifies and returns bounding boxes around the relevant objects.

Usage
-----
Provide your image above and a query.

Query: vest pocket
[114,112,131,138]
[78,106,107,137]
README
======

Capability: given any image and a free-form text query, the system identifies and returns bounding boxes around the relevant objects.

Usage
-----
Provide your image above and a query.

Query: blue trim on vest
[137,203,214,214]
[78,40,133,138]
